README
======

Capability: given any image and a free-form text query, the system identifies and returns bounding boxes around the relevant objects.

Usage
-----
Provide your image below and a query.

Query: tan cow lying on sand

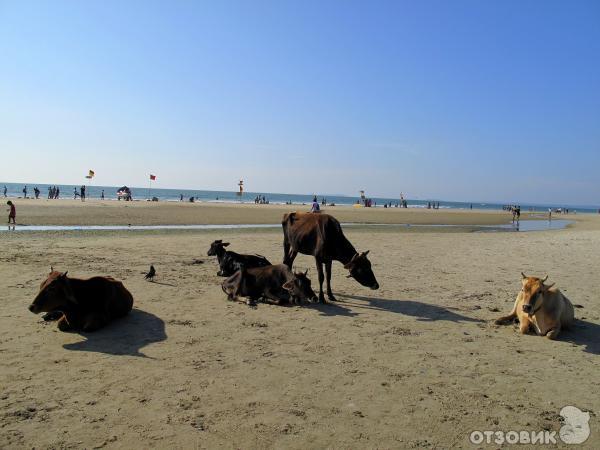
[495,273,574,339]
[29,270,134,332]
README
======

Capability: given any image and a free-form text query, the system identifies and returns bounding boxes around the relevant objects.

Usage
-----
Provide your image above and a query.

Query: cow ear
[543,282,555,291]
[282,280,294,291]
[222,242,230,247]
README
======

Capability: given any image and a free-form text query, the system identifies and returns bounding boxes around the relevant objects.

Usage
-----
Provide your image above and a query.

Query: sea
[1,182,598,213]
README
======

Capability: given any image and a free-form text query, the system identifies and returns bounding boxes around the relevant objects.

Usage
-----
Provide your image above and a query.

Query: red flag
[150,174,156,181]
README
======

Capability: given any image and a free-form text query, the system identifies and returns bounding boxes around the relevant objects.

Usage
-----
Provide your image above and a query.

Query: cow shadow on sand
[335,293,483,323]
[62,308,167,358]
[558,319,600,356]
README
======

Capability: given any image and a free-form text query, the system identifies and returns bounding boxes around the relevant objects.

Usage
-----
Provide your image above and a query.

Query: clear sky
[1,0,599,204]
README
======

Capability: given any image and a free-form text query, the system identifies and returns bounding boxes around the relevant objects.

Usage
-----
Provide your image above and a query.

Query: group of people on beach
[254,195,269,204]
[48,186,60,199]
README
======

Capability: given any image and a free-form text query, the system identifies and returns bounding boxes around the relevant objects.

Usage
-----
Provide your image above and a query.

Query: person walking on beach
[74,188,79,199]
[55,186,60,199]
[7,201,16,224]
[2,185,6,197]
[80,185,86,201]
[22,186,27,198]
[101,190,105,200]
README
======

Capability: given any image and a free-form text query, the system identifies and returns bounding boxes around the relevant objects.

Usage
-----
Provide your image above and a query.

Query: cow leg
[263,288,286,305]
[82,313,109,332]
[518,318,531,334]
[545,326,560,340]
[325,260,336,301]
[284,248,298,269]
[57,314,73,332]
[316,258,325,303]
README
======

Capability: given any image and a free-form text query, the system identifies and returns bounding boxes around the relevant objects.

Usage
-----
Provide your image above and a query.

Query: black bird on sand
[145,265,156,281]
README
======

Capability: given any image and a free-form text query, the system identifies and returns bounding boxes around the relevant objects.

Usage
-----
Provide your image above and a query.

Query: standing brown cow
[282,212,379,302]
[28,270,134,332]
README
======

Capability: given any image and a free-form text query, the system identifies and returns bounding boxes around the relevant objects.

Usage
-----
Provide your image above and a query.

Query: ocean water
[1,182,598,213]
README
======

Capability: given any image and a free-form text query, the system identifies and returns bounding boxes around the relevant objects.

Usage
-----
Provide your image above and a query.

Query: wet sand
[1,208,599,448]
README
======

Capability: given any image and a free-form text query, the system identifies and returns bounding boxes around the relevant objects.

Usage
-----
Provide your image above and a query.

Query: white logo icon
[559,406,590,444]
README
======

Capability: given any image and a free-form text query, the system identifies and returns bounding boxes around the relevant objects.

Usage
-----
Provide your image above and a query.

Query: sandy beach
[1,203,599,448]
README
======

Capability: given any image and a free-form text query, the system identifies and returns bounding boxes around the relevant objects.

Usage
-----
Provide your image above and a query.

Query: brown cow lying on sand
[29,270,134,332]
[495,273,574,339]
[222,264,318,306]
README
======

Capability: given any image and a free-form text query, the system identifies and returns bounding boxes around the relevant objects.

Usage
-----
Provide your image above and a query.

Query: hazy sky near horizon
[1,0,599,204]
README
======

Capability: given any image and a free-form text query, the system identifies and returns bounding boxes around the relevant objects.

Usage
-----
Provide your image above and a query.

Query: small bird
[144,265,156,282]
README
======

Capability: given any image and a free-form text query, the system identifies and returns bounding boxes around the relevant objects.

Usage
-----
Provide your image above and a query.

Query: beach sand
[5,198,531,226]
[1,204,599,448]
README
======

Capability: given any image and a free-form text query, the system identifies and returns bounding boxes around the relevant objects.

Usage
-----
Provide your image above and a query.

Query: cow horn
[304,269,309,276]
[61,271,68,278]
[362,250,370,257]
[50,266,54,273]
[541,275,548,283]
[521,272,527,279]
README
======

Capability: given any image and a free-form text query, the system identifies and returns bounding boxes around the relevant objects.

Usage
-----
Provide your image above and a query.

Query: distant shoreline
[1,181,598,213]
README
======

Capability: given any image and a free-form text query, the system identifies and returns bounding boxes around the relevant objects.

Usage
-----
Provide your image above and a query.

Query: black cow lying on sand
[28,270,134,332]
[221,264,318,306]
[207,240,271,277]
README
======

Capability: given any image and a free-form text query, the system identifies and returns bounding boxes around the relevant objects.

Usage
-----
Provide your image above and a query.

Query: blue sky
[1,0,599,204]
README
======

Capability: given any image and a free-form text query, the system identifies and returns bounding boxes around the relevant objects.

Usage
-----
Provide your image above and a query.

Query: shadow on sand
[311,301,360,318]
[335,293,483,323]
[559,319,600,356]
[63,308,167,358]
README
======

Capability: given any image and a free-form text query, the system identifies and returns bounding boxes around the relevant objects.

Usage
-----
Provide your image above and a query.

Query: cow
[207,240,271,277]
[28,270,134,332]
[221,264,318,306]
[282,212,379,303]
[495,273,574,339]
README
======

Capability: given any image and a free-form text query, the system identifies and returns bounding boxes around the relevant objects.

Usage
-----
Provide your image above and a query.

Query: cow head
[283,270,318,303]
[344,251,379,290]
[207,240,229,256]
[29,271,76,314]
[520,272,554,316]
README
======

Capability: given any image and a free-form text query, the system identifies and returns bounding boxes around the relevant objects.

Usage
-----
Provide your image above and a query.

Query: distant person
[470,203,473,210]
[22,186,27,198]
[80,185,86,201]
[101,190,105,200]
[55,186,60,199]
[34,187,40,199]
[7,201,16,224]
[180,194,183,201]
[310,198,320,213]
[74,188,78,199]
[548,208,552,220]
[2,185,6,197]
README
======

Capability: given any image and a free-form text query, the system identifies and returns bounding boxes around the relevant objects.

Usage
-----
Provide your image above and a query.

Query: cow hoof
[43,311,63,321]
[327,294,337,302]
